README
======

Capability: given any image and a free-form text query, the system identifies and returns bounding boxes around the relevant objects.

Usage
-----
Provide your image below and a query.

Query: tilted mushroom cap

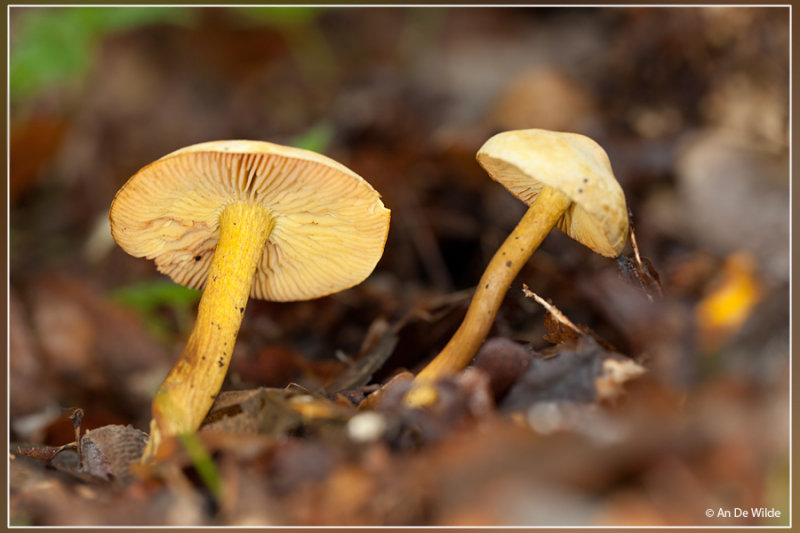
[110,140,390,301]
[477,129,628,257]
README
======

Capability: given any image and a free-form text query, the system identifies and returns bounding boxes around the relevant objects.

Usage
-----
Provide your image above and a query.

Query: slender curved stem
[406,186,571,407]
[143,202,273,460]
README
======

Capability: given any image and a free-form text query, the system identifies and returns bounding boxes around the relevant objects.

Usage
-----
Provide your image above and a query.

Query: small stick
[629,223,644,275]
[626,208,645,271]
[630,229,653,303]
[521,284,582,335]
[626,209,658,302]
[68,408,84,467]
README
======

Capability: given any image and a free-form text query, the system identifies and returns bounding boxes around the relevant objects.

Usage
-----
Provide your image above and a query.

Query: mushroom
[109,140,390,458]
[407,129,628,406]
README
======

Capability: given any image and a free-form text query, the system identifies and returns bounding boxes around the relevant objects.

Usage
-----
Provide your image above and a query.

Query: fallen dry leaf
[501,336,645,412]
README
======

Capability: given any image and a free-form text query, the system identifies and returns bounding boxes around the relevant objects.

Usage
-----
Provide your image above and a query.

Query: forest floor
[8,6,790,528]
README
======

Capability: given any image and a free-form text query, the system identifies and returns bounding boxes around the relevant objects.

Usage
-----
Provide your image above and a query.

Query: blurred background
[9,6,790,527]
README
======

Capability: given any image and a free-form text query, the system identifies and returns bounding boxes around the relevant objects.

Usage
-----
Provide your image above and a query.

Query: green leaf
[112,280,200,313]
[10,6,192,101]
[291,122,334,153]
[179,433,222,502]
[111,280,200,341]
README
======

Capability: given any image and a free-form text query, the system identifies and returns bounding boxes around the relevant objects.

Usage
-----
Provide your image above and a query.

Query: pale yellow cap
[110,140,390,301]
[477,129,628,257]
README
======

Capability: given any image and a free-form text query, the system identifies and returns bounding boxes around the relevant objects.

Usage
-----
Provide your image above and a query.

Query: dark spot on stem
[194,255,201,261]
[239,307,244,313]
[578,188,583,193]
[217,358,224,368]
[485,283,489,289]
[506,261,512,267]
[583,178,589,183]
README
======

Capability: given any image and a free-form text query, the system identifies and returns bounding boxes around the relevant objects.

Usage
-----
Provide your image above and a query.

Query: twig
[68,408,84,467]
[627,209,661,301]
[521,284,582,335]
[630,222,644,272]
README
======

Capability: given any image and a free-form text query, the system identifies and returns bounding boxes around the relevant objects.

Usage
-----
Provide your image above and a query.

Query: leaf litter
[9,6,789,527]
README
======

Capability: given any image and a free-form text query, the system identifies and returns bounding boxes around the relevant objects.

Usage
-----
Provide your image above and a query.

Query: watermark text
[705,507,782,519]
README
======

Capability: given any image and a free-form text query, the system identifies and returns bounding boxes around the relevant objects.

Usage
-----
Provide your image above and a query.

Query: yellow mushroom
[407,129,629,406]
[109,140,390,459]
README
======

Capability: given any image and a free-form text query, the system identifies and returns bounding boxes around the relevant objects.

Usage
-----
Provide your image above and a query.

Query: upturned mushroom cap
[476,129,628,257]
[110,140,390,301]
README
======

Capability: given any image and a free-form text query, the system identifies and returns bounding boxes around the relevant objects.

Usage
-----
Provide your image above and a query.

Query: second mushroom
[110,140,390,459]
[406,128,629,406]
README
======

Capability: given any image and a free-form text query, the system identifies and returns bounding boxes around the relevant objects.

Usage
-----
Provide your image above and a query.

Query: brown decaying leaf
[13,273,172,435]
[595,358,647,401]
[522,284,618,352]
[78,425,149,482]
[500,336,645,412]
[14,423,148,485]
[10,111,68,203]
[326,317,399,393]
[200,387,354,438]
[629,215,664,295]
[542,309,583,345]
[617,254,664,303]
[15,444,74,464]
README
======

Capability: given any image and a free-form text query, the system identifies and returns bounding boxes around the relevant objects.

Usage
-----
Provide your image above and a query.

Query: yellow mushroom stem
[406,186,572,407]
[143,202,274,460]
